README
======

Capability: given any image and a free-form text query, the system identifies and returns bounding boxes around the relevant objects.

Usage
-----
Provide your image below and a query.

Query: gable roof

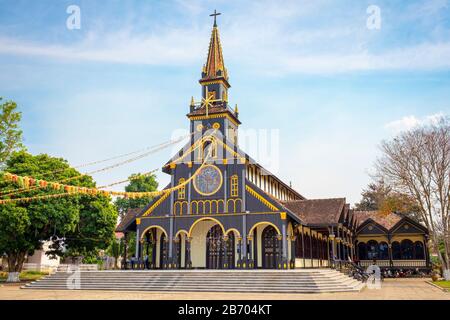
[115,208,142,232]
[280,198,346,226]
[354,210,403,230]
[162,132,305,200]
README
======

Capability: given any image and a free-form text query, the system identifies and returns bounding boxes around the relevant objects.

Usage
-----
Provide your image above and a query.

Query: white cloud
[2,32,450,75]
[1,0,450,75]
[384,112,446,133]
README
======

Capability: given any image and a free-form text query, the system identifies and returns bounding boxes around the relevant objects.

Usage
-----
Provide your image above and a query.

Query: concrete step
[23,269,365,293]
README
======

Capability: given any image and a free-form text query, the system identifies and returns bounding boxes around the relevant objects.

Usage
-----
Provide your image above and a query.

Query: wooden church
[117,13,431,272]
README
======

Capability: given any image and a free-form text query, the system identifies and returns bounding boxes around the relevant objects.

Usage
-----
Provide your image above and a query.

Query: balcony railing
[359,259,427,268]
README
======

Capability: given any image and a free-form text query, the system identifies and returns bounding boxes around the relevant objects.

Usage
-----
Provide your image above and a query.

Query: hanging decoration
[0,132,195,198]
[0,147,214,204]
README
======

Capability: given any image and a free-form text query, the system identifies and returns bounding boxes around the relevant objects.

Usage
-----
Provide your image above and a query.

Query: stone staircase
[22,269,365,293]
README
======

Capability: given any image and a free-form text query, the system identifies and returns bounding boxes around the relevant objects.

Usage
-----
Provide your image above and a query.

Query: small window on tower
[230,175,239,197]
[198,138,217,160]
[178,178,186,200]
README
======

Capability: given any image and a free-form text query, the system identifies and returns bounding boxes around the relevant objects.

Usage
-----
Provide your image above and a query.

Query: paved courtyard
[0,278,448,300]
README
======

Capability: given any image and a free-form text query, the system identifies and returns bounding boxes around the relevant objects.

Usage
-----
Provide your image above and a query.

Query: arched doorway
[140,226,168,269]
[262,225,280,269]
[206,224,224,269]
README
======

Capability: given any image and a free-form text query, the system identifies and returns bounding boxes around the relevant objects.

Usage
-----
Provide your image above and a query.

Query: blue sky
[0,0,449,204]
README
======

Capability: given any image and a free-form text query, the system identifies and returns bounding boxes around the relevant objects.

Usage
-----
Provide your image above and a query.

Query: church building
[116,14,431,272]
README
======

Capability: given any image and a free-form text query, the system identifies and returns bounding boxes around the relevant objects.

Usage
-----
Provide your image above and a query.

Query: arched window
[177,178,186,200]
[230,175,238,197]
[392,241,401,259]
[358,242,367,260]
[367,240,378,260]
[378,242,389,260]
[414,241,425,260]
[198,138,217,160]
[401,239,414,260]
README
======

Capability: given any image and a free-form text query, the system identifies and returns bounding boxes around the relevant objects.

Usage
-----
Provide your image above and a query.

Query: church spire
[202,10,228,81]
[187,11,240,140]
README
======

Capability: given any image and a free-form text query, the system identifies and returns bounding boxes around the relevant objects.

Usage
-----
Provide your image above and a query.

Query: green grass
[0,270,49,282]
[433,281,450,289]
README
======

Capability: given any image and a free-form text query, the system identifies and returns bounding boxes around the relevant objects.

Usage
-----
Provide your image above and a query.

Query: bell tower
[187,10,240,145]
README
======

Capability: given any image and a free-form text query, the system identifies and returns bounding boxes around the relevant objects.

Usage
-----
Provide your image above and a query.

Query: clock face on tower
[193,164,222,196]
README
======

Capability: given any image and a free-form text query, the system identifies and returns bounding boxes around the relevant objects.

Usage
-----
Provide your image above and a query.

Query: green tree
[354,179,420,216]
[114,173,158,219]
[0,98,24,167]
[0,151,118,281]
[106,237,123,269]
[354,179,391,211]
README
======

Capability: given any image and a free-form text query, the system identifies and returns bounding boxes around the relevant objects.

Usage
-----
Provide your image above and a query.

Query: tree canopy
[0,98,24,167]
[114,173,158,218]
[0,151,118,277]
[375,117,450,279]
[355,179,420,216]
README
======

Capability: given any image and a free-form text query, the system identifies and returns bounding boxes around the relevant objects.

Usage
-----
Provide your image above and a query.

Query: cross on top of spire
[210,10,221,27]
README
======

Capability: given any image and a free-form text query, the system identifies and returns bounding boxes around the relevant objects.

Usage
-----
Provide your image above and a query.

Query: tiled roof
[202,24,228,81]
[115,208,142,232]
[354,210,403,230]
[280,198,346,225]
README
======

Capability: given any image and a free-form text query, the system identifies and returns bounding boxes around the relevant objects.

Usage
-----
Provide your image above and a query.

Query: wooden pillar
[424,235,431,269]
[301,226,306,268]
[327,236,331,267]
[349,232,354,260]
[173,237,180,269]
[123,232,128,270]
[247,236,253,269]
[309,232,313,268]
[329,226,336,268]
[388,234,393,268]
[242,214,247,268]
[185,237,192,269]
[237,237,242,268]
[223,235,229,269]
[144,233,150,269]
[135,228,140,263]
[151,230,157,269]
[290,235,296,269]
[317,237,321,267]
[138,239,144,269]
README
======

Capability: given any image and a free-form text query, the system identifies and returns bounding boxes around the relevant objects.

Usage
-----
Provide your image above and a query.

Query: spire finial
[210,10,221,27]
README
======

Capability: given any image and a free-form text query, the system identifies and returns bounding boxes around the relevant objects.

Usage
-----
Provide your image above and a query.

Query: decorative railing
[392,260,427,267]
[358,259,427,268]
[359,260,390,267]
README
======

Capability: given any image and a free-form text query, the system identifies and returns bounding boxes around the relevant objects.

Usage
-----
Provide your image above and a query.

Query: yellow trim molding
[142,192,170,216]
[188,112,239,127]
[245,185,278,211]
[188,217,225,237]
[140,225,168,240]
[248,221,281,236]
